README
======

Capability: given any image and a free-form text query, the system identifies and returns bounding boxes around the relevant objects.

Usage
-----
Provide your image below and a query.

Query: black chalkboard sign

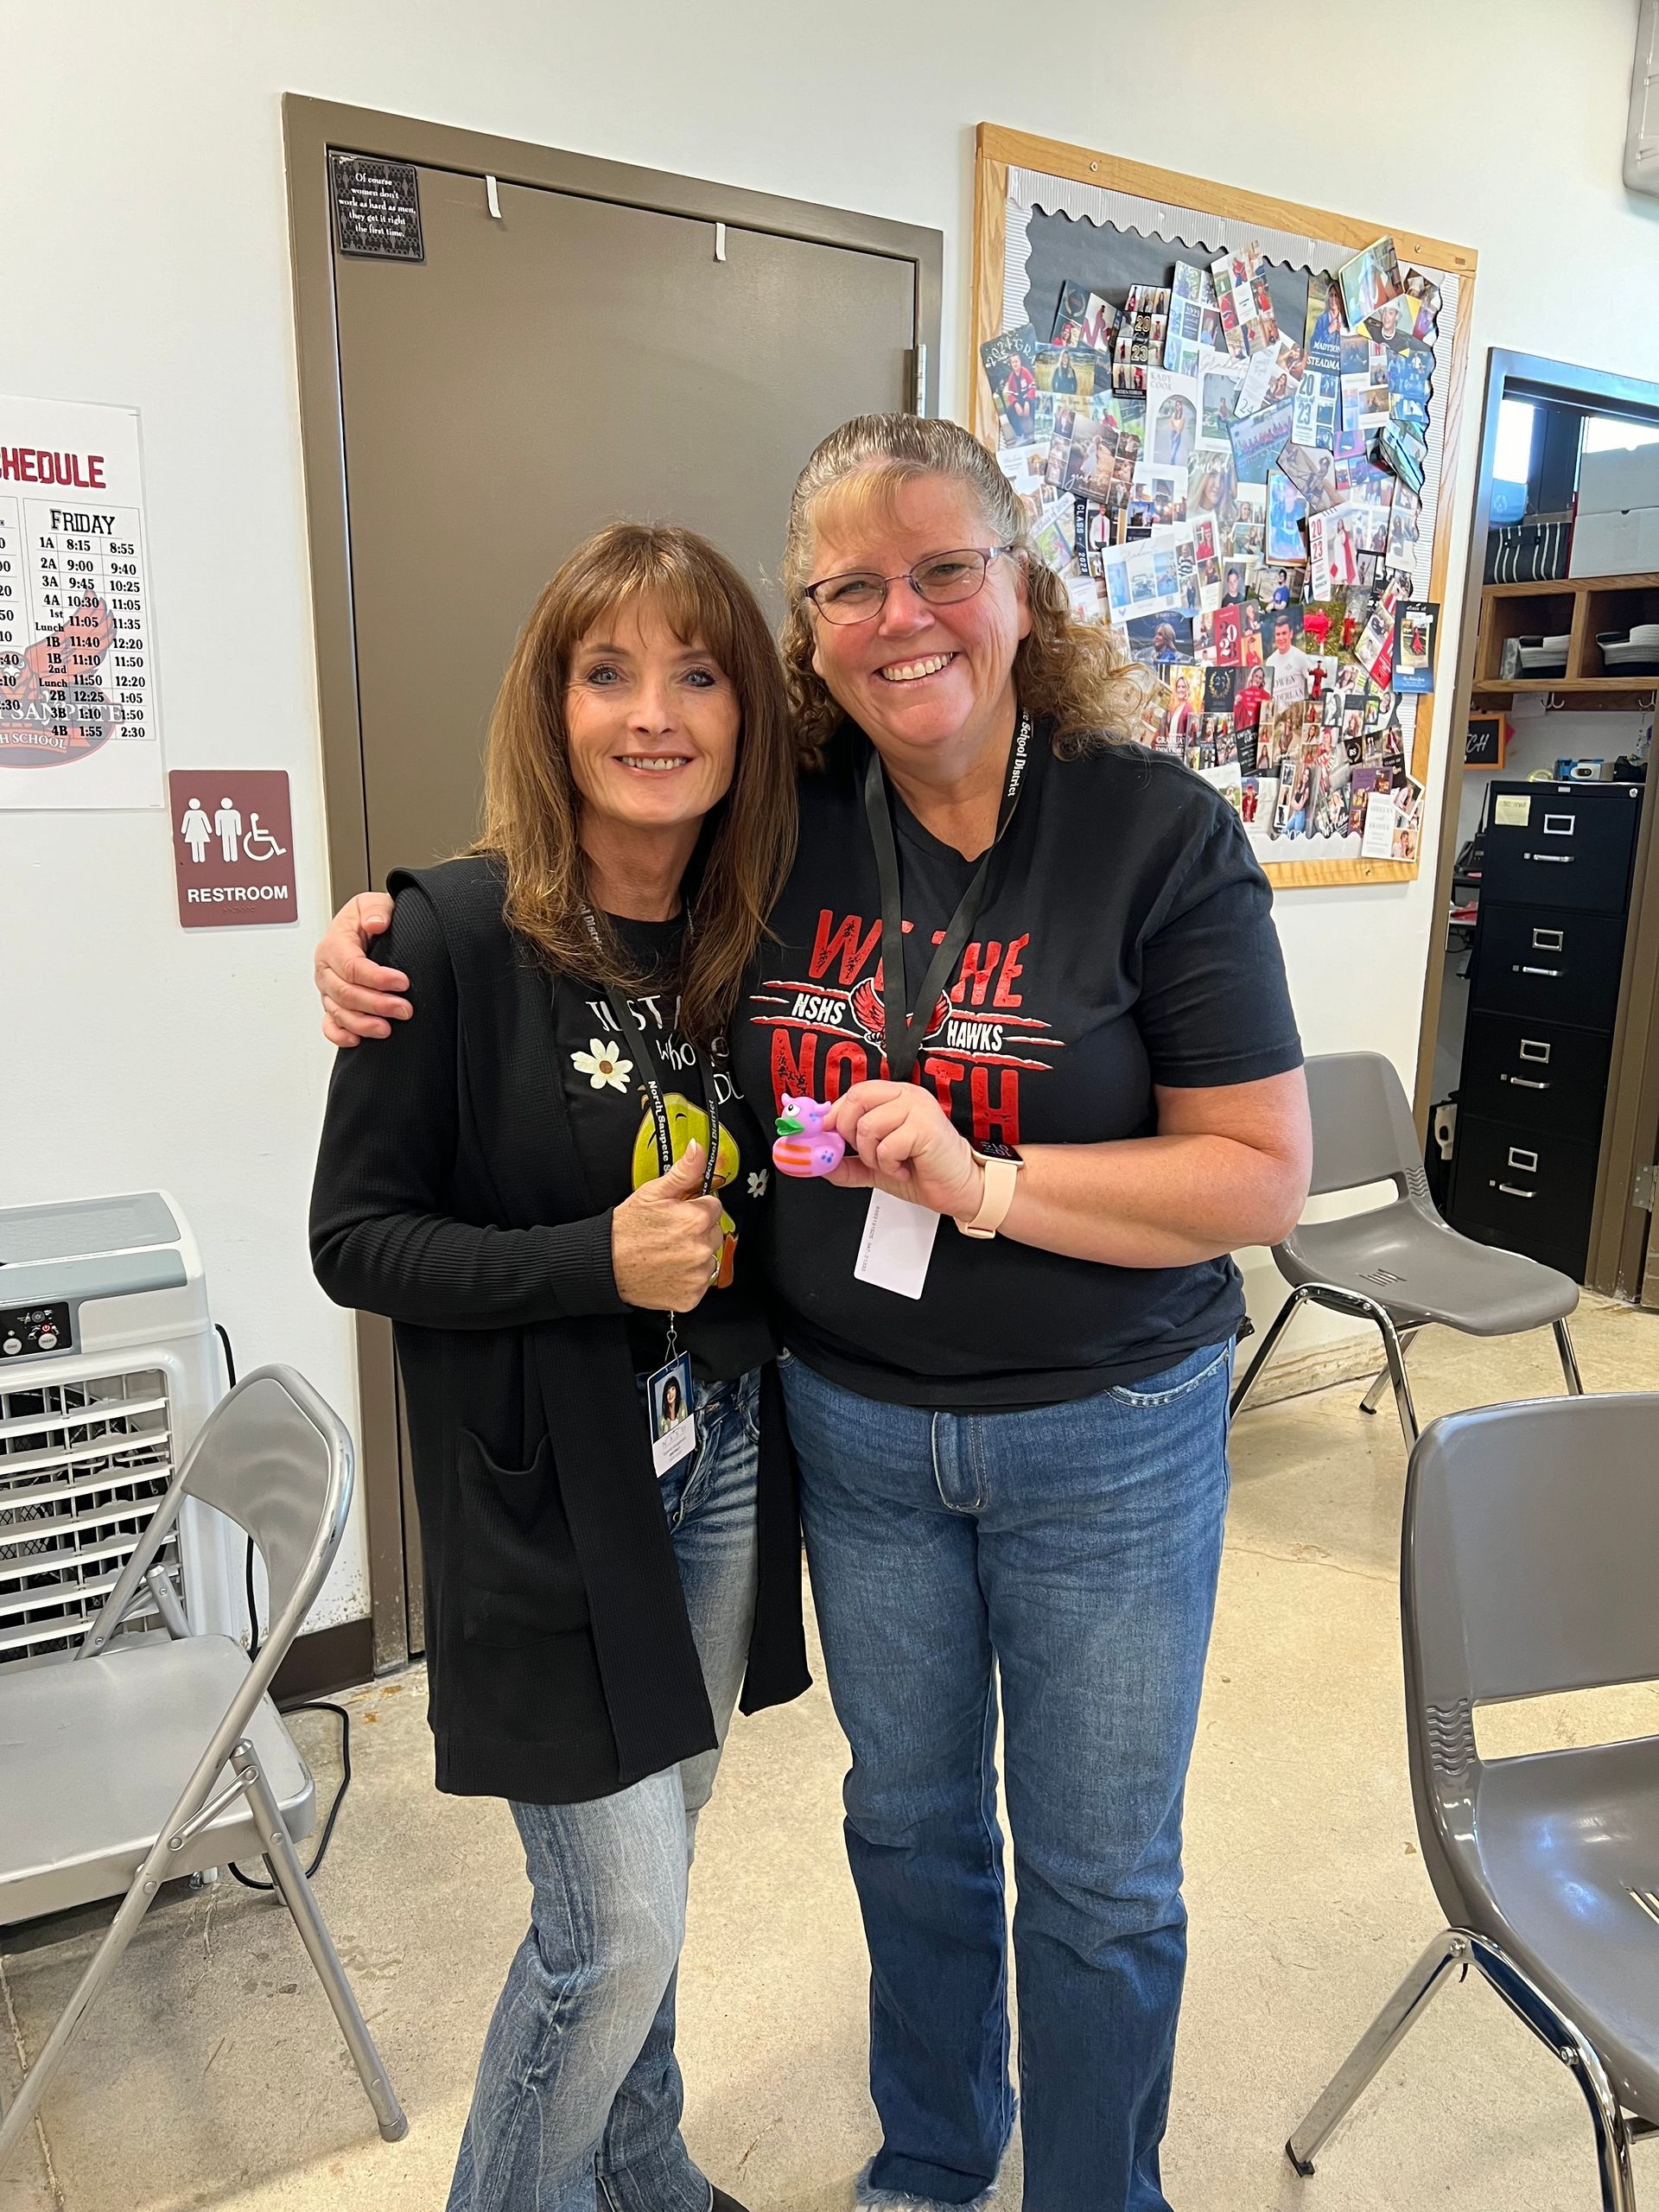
[1464,712,1508,770]
[330,155,425,262]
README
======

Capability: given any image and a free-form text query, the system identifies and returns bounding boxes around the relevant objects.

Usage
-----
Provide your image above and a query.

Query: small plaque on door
[330,154,424,262]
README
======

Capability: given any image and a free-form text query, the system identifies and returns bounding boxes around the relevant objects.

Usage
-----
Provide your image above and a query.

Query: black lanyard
[582,913,719,1198]
[862,709,1033,1086]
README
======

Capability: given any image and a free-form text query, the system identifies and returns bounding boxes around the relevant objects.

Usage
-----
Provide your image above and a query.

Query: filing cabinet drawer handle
[1497,1183,1536,1198]
[1524,853,1574,864]
[1503,1076,1550,1090]
[1516,964,1561,977]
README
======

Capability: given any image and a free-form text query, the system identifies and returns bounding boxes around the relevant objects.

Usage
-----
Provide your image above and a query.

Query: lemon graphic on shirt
[631,1095,741,1290]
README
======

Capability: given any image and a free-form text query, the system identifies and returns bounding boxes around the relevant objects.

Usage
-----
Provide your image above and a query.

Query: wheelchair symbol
[241,813,287,862]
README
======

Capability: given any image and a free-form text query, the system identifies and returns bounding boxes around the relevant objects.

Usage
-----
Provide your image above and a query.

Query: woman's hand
[824,1082,983,1220]
[315,893,407,1046]
[611,1143,727,1309]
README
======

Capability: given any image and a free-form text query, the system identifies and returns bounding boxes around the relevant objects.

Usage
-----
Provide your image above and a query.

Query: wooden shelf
[1483,570,1659,598]
[1473,676,1659,696]
[1475,569,1659,702]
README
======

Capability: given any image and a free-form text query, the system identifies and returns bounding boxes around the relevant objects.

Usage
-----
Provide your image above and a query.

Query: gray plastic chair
[1287,1392,1659,2210]
[0,1366,406,2177]
[1230,1050,1582,1443]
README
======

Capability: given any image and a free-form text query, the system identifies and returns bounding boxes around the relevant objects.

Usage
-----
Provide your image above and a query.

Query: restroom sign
[168,770,297,928]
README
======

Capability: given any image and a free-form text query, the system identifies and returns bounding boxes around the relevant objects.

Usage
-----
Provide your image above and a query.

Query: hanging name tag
[854,1189,940,1300]
[646,1350,696,1476]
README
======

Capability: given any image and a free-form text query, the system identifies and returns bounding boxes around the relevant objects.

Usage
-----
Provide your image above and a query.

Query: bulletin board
[971,124,1478,889]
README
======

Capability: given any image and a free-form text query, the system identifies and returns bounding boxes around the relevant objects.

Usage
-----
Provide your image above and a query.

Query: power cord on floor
[214,1323,355,1893]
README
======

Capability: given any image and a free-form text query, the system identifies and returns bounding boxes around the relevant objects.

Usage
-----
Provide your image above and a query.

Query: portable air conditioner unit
[0,1191,240,1669]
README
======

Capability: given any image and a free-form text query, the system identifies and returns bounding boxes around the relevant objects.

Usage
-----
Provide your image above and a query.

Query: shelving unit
[1472,571,1659,709]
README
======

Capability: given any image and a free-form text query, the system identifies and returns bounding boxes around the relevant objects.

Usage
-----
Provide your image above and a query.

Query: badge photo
[647,1351,696,1477]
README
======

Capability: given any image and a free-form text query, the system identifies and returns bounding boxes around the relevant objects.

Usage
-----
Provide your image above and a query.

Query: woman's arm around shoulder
[316,890,405,1045]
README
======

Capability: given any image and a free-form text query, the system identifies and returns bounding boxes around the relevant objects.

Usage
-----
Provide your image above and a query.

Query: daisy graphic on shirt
[571,1039,632,1091]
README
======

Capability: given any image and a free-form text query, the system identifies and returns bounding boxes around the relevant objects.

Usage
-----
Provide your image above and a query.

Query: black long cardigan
[309,857,810,1805]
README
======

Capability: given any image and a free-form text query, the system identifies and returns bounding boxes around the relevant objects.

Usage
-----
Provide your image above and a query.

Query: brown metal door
[330,163,922,1649]
[334,166,918,881]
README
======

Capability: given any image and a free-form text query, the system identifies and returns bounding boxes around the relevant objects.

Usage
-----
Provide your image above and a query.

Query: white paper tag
[1494,792,1531,827]
[853,1189,940,1300]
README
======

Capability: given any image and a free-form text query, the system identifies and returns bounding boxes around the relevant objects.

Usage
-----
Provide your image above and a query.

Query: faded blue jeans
[447,1368,760,2212]
[783,1340,1233,2212]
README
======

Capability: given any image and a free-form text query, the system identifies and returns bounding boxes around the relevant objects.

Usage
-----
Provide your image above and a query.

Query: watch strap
[958,1154,1020,1240]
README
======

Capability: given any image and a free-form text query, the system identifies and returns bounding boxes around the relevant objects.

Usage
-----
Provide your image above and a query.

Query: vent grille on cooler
[0,1365,179,1664]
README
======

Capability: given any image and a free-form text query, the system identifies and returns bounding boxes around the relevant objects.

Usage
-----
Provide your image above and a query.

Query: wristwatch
[957,1141,1026,1240]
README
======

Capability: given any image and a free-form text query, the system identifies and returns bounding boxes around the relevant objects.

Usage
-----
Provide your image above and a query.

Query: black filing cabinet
[1448,779,1643,1279]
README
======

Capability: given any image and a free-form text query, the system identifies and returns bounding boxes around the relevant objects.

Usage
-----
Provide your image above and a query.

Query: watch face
[974,1141,1024,1165]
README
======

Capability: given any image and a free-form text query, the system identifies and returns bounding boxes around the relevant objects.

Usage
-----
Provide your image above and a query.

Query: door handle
[1503,1076,1550,1090]
[1497,1183,1536,1198]
[1516,964,1561,976]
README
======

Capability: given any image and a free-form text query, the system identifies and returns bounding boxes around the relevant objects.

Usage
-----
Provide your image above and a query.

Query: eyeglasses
[802,545,1017,626]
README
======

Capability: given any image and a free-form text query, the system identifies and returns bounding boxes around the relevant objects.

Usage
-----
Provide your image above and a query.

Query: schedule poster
[0,395,163,809]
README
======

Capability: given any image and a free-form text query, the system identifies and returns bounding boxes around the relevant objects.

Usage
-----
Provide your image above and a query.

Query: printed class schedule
[0,396,163,810]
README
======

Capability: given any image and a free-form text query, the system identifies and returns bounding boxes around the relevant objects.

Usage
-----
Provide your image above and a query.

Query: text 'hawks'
[747,907,1064,1147]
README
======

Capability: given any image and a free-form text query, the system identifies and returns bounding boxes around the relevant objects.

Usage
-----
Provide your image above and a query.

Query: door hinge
[1635,1163,1658,1213]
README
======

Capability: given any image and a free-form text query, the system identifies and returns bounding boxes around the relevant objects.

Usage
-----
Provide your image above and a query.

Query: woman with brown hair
[309,522,806,2212]
[317,416,1311,2212]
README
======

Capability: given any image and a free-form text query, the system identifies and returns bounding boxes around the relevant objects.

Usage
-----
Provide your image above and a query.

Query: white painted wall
[4,0,1656,1634]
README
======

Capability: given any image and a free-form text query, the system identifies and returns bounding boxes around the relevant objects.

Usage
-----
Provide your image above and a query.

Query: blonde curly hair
[779,414,1149,760]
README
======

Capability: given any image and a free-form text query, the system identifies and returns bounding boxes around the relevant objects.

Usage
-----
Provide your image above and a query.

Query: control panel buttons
[0,1304,73,1359]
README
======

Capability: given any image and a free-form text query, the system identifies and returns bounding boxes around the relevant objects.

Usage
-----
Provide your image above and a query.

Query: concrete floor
[3,1296,1658,2212]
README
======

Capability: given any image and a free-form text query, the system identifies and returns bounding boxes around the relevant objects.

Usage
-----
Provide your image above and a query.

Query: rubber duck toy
[772,1096,846,1179]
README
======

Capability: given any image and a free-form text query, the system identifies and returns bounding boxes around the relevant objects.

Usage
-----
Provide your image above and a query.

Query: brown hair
[779,414,1149,760]
[473,523,798,1042]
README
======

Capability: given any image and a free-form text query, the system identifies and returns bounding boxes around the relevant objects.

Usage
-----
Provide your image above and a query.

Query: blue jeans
[447,1368,760,2212]
[782,1341,1232,2212]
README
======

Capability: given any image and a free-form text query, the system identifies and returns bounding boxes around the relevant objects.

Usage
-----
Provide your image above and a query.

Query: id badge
[646,1350,696,1476]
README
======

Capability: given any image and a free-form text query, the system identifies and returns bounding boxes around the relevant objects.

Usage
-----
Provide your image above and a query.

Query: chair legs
[1231,1284,1419,1445]
[1287,1929,1638,2212]
[233,1741,409,2142]
[1372,1313,1420,1444]
[0,1748,405,2185]
[1466,1936,1635,2212]
[1359,1329,1420,1416]
[0,1843,165,2175]
[1229,1286,1315,1420]
[1286,1928,1467,2174]
[1554,1316,1586,1395]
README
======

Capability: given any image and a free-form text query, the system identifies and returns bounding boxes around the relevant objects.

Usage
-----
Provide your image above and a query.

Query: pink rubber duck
[772,1096,847,1179]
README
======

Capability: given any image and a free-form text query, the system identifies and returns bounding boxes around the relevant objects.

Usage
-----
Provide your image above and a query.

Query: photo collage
[980,234,1444,862]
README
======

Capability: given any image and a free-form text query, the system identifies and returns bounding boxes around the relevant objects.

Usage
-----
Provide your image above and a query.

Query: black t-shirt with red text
[729,720,1304,1409]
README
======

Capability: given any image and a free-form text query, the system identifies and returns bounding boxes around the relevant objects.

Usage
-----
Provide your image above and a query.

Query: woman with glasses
[315,415,1311,2212]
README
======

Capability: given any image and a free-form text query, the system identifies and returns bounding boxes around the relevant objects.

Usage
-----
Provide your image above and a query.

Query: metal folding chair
[1287,1393,1659,2210]
[1230,1050,1582,1444]
[0,1365,406,2177]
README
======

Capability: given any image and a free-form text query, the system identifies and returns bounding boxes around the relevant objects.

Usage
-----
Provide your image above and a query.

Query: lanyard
[581,912,720,1199]
[861,708,1033,1086]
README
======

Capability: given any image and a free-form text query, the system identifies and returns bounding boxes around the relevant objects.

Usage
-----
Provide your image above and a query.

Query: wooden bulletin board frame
[971,122,1478,890]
